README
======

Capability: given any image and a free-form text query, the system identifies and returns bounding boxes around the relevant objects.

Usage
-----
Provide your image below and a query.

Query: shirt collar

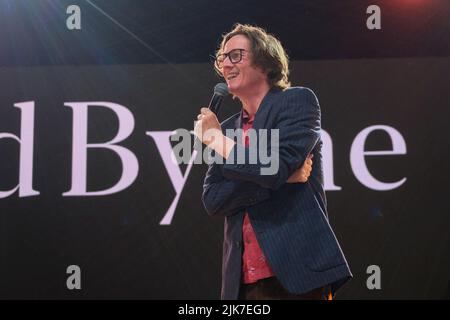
[241,108,255,124]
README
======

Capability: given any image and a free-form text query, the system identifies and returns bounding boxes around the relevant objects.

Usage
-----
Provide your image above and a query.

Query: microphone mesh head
[214,83,229,97]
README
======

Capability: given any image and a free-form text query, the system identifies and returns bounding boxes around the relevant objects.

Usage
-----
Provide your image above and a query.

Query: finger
[200,107,211,115]
[197,114,203,120]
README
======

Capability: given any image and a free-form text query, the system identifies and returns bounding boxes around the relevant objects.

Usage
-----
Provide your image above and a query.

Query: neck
[240,83,271,117]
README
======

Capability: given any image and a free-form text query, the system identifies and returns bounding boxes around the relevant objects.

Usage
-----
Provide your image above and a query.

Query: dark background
[0,0,449,299]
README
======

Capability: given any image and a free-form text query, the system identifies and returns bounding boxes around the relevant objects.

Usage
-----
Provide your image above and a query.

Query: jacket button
[235,241,241,248]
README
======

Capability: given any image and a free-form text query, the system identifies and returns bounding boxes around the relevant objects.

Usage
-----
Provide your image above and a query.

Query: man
[194,24,352,300]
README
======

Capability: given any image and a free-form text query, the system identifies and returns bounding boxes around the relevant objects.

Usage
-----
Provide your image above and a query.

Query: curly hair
[215,23,291,90]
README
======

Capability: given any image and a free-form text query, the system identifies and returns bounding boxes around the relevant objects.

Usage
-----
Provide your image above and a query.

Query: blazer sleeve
[222,87,321,190]
[202,161,271,217]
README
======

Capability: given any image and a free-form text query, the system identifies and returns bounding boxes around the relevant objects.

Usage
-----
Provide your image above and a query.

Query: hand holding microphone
[194,83,229,149]
[195,108,221,146]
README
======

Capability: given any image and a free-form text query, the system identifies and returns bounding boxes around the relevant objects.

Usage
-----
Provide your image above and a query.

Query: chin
[226,83,235,94]
[226,82,240,95]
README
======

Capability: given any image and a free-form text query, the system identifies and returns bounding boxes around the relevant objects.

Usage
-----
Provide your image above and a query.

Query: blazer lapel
[233,88,281,130]
[234,109,243,130]
[251,88,280,130]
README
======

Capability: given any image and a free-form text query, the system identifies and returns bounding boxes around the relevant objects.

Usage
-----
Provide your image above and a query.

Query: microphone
[208,83,229,115]
[194,83,229,151]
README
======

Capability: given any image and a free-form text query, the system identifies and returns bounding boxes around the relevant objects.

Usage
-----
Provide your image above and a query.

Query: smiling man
[194,24,352,300]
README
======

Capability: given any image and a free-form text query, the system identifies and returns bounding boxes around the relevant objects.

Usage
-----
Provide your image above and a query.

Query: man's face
[221,35,268,98]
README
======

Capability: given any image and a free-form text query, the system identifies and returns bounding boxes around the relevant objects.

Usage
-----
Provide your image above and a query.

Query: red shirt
[241,110,275,284]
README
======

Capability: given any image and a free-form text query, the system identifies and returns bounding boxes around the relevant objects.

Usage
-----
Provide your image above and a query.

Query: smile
[227,72,239,80]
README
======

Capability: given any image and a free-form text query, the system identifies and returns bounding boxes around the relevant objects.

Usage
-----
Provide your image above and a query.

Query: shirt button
[235,241,241,248]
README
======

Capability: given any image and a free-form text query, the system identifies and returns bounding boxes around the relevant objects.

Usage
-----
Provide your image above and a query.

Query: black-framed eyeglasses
[215,49,247,69]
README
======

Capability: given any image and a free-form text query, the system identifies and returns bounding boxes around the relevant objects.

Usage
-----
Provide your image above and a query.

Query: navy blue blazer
[202,87,352,300]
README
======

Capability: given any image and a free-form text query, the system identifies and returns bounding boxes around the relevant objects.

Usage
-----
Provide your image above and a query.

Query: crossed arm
[202,154,313,217]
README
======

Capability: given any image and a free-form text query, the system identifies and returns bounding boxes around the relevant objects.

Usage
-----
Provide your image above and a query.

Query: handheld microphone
[194,83,229,151]
[208,83,229,115]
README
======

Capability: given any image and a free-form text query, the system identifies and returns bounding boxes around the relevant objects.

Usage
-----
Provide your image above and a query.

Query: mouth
[226,72,239,81]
